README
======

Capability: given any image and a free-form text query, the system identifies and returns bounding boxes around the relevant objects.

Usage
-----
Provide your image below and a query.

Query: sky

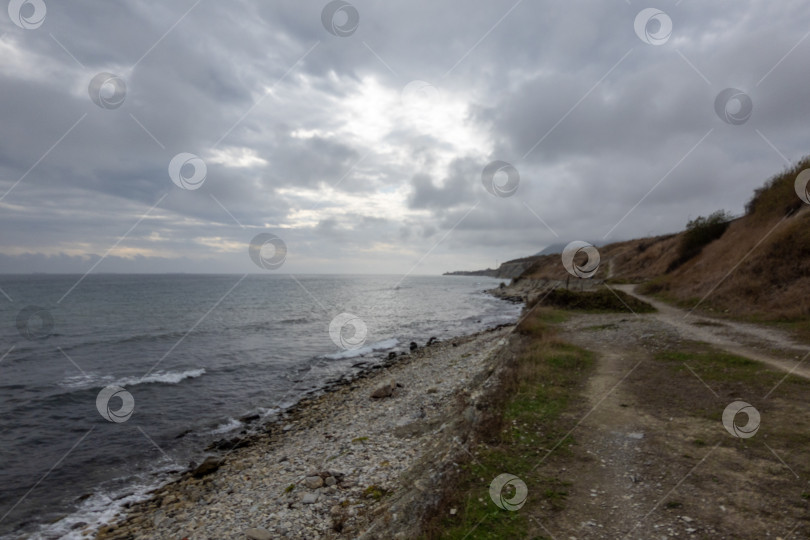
[1,0,809,275]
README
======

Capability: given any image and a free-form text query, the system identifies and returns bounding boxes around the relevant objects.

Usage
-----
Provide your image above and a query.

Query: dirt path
[520,280,810,540]
[614,284,810,381]
[527,295,810,539]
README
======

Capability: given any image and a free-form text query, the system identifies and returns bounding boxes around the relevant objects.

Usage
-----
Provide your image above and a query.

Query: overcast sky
[1,0,809,275]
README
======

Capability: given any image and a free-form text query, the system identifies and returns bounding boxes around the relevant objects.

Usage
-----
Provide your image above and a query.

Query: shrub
[535,287,656,313]
[668,210,733,271]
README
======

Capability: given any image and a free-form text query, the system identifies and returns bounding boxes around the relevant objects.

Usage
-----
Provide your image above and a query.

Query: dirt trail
[526,289,810,539]
[614,284,810,381]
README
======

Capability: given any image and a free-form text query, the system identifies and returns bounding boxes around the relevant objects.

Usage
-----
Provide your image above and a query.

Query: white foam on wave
[323,338,399,360]
[28,465,177,540]
[61,368,206,390]
[210,417,242,435]
[116,368,206,387]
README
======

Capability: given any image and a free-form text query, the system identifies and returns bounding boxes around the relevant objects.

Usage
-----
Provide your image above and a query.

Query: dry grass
[420,309,594,539]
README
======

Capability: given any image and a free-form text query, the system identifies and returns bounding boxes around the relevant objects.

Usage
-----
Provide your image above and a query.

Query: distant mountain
[444,255,542,279]
[535,241,602,256]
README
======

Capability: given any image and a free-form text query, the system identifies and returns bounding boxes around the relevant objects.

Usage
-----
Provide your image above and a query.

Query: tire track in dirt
[615,284,810,381]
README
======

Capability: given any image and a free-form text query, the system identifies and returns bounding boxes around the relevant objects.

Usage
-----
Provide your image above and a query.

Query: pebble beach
[93,324,515,540]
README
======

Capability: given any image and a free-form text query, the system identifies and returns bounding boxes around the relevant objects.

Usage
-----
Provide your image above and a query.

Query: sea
[0,274,520,539]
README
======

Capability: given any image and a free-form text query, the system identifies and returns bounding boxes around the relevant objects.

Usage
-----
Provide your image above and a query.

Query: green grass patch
[583,323,619,331]
[535,287,655,314]
[641,343,810,490]
[362,485,387,500]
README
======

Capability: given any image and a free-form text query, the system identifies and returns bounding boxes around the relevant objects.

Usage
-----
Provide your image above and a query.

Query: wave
[209,417,242,435]
[323,338,399,360]
[28,463,179,540]
[60,368,206,390]
[277,317,314,325]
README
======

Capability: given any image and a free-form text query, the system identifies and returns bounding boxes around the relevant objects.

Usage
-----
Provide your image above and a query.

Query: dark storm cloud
[1,0,809,274]
[407,157,478,210]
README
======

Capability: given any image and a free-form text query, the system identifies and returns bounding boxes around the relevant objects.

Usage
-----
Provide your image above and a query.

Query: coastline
[87,321,518,539]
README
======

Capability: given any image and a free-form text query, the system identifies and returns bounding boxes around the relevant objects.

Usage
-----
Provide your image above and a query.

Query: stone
[244,527,273,540]
[388,352,397,360]
[302,492,319,504]
[191,457,222,478]
[409,342,418,351]
[325,476,337,486]
[304,475,324,489]
[426,336,439,346]
[371,381,396,399]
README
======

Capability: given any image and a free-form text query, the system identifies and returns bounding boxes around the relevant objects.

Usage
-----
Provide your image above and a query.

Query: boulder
[388,351,397,360]
[191,456,222,478]
[426,336,439,346]
[206,437,249,452]
[304,475,324,489]
[409,342,418,352]
[370,381,397,399]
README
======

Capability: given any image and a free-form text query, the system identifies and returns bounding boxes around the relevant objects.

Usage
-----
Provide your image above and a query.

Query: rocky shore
[91,325,515,539]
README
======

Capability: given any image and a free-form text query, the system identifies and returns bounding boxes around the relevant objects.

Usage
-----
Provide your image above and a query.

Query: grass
[639,345,810,464]
[531,287,655,314]
[772,319,810,344]
[422,309,594,539]
[583,323,619,331]
[656,349,768,388]
[362,485,387,500]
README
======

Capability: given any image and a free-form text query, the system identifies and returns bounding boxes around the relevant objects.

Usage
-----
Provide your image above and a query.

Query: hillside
[488,156,810,321]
